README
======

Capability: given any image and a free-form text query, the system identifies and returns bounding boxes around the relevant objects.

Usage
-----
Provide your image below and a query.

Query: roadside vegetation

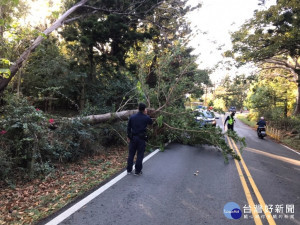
[237,113,300,151]
[0,1,245,224]
[0,0,299,224]
[0,147,127,224]
[231,0,300,151]
[204,0,300,151]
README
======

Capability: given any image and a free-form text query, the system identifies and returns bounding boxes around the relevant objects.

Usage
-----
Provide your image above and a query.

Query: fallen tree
[0,41,246,184]
[72,106,243,162]
[80,109,138,124]
[0,0,89,92]
[227,0,300,114]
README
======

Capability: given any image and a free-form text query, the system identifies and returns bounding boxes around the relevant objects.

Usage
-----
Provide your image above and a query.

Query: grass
[281,136,300,151]
[236,114,257,127]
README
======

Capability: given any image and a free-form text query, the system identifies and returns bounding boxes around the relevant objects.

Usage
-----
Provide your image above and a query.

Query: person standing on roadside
[127,103,153,176]
[224,112,236,131]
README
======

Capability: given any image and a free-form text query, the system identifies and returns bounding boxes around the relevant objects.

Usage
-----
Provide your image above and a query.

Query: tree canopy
[227,0,300,114]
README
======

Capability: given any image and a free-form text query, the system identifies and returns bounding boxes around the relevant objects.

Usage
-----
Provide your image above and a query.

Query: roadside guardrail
[266,126,281,141]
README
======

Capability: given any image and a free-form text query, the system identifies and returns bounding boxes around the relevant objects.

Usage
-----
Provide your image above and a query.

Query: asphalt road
[221,113,300,225]
[43,113,300,225]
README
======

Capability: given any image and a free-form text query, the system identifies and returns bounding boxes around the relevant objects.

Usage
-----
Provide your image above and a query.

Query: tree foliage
[246,73,297,118]
[129,41,243,162]
[227,0,300,114]
[0,0,30,80]
[213,74,254,110]
[0,94,128,182]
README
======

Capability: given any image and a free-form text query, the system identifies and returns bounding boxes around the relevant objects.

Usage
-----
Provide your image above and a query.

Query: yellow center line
[221,114,276,224]
[231,139,276,225]
[227,138,263,225]
[245,147,300,167]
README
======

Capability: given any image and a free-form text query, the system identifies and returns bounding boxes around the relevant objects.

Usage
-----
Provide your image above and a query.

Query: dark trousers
[227,124,234,131]
[127,136,146,173]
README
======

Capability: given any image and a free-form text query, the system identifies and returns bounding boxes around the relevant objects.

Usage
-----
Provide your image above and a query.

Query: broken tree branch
[0,0,90,93]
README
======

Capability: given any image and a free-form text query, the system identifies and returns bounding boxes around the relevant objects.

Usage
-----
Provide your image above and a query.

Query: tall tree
[0,0,198,94]
[227,0,300,114]
[0,0,28,73]
[58,0,199,109]
[0,0,90,93]
[0,0,27,40]
[214,74,253,110]
[246,74,297,118]
[60,2,154,109]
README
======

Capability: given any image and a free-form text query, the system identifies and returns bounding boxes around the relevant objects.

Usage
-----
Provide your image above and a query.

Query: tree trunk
[88,44,95,82]
[79,109,138,124]
[49,94,53,112]
[284,97,288,118]
[75,108,157,125]
[0,0,90,93]
[295,83,300,115]
[294,70,300,115]
[0,6,3,39]
[80,76,85,110]
[0,6,4,58]
[16,69,22,98]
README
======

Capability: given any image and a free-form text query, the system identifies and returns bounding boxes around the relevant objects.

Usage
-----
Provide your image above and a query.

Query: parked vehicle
[194,110,217,127]
[229,106,236,113]
[197,105,207,110]
[257,127,266,139]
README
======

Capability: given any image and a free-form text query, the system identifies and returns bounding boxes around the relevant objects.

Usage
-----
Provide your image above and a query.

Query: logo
[224,202,242,219]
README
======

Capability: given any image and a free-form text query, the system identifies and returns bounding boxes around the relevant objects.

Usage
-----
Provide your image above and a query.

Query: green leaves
[0,59,12,78]
[0,69,11,79]
[246,74,297,118]
[0,58,11,65]
[51,11,60,19]
[0,0,19,6]
[230,0,300,61]
[128,39,244,161]
[228,0,300,114]
[156,115,163,127]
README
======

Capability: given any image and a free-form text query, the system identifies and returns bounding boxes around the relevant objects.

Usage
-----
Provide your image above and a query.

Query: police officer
[127,103,153,175]
[224,112,236,131]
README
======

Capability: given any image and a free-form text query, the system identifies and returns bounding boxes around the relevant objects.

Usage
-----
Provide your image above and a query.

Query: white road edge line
[281,144,300,156]
[45,149,161,225]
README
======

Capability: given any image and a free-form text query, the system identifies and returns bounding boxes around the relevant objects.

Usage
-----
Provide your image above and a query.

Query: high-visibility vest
[228,116,234,125]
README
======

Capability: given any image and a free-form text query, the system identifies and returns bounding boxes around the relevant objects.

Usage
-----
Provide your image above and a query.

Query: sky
[186,0,276,83]
[20,0,62,27]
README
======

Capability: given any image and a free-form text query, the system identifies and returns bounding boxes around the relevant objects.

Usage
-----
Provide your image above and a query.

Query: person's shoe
[127,171,132,175]
[134,171,143,176]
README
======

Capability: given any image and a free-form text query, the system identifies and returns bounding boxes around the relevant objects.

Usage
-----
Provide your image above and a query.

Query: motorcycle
[257,127,266,139]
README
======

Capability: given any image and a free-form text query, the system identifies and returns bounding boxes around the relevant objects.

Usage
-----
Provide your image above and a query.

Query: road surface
[41,113,300,225]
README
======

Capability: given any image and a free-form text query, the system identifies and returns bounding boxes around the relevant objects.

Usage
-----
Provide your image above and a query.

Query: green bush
[236,114,257,127]
[0,94,50,180]
[0,94,127,183]
[240,107,300,136]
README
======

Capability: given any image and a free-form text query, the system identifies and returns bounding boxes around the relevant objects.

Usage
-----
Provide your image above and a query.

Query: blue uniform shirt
[257,120,266,127]
[127,112,153,137]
